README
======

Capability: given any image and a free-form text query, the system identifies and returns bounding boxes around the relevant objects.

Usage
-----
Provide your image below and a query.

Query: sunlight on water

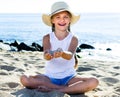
[0,13,120,61]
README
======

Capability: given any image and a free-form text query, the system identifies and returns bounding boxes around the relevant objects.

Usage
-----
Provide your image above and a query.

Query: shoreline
[0,50,120,97]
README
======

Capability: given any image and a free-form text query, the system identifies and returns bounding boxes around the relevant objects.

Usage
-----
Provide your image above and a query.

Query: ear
[51,18,55,24]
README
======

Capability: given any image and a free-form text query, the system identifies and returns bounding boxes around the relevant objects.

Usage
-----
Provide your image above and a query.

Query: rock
[0,42,11,50]
[0,40,3,42]
[76,47,81,53]
[10,40,19,47]
[17,42,37,51]
[106,48,112,51]
[79,44,95,49]
[32,42,43,51]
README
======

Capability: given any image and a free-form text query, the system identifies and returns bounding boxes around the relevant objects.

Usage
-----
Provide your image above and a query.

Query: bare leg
[58,75,99,94]
[20,75,65,91]
[20,75,44,89]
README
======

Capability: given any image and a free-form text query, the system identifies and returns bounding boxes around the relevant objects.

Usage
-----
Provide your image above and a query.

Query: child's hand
[53,51,63,58]
[53,48,63,58]
[61,51,73,60]
[44,51,54,60]
[44,48,63,59]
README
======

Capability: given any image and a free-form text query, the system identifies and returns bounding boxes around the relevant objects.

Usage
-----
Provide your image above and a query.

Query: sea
[0,13,120,61]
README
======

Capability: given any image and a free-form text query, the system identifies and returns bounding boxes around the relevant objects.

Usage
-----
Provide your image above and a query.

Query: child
[20,1,99,94]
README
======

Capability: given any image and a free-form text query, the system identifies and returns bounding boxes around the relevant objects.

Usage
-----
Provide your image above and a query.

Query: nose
[60,17,65,22]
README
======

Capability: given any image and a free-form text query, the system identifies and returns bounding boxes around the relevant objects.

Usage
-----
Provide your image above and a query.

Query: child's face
[51,11,71,31]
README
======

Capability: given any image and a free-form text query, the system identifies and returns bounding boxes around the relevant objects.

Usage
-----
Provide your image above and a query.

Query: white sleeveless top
[45,32,76,78]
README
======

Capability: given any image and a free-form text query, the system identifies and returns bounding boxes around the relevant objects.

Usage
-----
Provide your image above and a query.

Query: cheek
[68,18,71,23]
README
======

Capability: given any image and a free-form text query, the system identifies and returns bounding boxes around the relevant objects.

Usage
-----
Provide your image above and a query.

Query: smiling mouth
[58,23,66,26]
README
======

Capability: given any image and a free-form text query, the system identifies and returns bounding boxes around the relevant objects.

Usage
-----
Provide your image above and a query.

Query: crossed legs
[59,75,99,94]
[20,74,99,94]
[20,74,64,91]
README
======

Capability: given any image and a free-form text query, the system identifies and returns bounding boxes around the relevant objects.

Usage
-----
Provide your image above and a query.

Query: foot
[37,86,53,92]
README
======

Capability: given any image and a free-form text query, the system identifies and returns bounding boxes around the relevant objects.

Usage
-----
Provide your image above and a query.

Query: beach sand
[0,50,120,97]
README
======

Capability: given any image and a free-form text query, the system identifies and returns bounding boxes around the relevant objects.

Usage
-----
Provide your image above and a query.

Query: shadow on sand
[12,88,87,97]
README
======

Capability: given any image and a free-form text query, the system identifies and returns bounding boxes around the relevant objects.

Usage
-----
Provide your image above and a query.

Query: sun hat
[42,1,80,26]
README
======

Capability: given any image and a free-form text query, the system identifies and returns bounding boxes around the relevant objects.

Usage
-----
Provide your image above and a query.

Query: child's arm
[53,50,72,60]
[61,51,73,60]
[61,36,78,60]
[43,34,53,60]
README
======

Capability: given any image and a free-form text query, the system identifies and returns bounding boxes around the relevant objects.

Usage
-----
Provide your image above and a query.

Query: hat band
[51,8,68,15]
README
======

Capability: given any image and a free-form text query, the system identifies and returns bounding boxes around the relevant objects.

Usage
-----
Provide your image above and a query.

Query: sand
[0,50,120,97]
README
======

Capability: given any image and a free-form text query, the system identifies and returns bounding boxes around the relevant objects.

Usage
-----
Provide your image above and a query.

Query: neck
[54,30,69,40]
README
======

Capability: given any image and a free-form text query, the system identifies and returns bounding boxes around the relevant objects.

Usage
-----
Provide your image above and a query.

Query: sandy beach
[0,50,120,97]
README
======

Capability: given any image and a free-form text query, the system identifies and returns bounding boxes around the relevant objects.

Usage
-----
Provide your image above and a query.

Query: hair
[51,11,72,32]
[74,54,78,69]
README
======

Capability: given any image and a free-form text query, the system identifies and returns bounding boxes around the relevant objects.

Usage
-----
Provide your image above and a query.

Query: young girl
[20,1,99,94]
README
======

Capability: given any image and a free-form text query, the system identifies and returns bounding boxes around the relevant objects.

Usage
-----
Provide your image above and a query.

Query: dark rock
[17,42,37,51]
[32,42,43,51]
[0,40,3,42]
[10,40,19,47]
[76,54,81,58]
[76,47,81,53]
[106,48,112,51]
[79,44,95,49]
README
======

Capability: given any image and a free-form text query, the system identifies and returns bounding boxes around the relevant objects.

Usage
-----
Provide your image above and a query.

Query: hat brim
[42,12,80,26]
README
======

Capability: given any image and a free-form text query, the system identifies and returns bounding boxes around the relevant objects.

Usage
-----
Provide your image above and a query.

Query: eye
[56,16,60,19]
[64,16,69,19]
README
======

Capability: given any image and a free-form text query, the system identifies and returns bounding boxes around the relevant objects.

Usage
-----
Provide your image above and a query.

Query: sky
[0,0,120,13]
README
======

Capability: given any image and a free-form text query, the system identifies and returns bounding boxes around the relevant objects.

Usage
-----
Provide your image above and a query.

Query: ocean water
[0,13,120,61]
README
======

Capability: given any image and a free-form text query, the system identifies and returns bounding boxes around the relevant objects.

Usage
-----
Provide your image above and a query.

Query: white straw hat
[42,1,80,26]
